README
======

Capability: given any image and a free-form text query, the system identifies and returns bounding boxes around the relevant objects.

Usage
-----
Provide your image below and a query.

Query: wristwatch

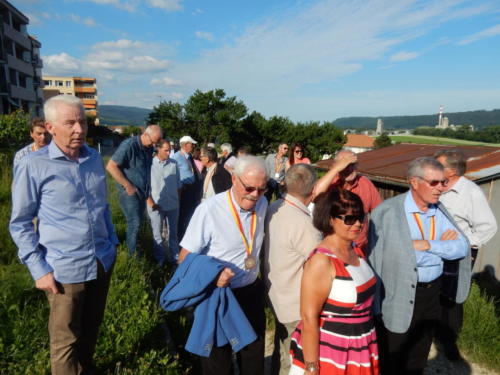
[305,361,319,372]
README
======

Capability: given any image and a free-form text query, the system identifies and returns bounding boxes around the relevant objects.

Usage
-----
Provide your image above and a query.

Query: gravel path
[264,330,498,375]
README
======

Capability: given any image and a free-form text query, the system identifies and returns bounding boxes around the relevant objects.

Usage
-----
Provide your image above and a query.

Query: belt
[417,277,440,289]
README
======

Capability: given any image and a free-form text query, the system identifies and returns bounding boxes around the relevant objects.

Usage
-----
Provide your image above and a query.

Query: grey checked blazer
[368,193,471,334]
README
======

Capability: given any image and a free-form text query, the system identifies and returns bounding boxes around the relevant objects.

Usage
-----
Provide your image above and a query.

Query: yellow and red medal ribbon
[227,191,257,258]
[412,213,435,240]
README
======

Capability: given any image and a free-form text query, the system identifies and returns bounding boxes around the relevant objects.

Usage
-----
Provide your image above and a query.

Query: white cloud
[389,51,419,62]
[195,31,214,42]
[69,14,99,27]
[458,24,500,45]
[146,0,182,11]
[150,76,184,86]
[43,39,171,76]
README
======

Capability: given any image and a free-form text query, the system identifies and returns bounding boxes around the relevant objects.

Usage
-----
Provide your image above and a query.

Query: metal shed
[317,143,500,279]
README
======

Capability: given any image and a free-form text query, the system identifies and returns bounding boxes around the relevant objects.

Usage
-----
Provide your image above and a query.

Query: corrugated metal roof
[316,143,500,183]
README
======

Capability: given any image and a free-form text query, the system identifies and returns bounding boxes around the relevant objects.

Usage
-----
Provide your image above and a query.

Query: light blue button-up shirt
[404,192,468,282]
[171,150,195,186]
[180,190,268,288]
[150,156,181,211]
[10,142,118,284]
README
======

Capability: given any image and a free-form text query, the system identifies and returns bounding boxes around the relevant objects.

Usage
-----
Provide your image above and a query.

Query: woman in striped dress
[289,189,379,375]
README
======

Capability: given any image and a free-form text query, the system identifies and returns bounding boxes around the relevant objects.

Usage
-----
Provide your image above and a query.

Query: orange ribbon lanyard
[274,156,284,173]
[412,213,435,240]
[284,198,310,217]
[227,191,257,257]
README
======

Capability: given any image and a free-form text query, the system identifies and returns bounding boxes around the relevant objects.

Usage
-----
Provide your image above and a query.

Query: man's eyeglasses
[416,176,448,187]
[238,175,267,194]
[336,214,365,225]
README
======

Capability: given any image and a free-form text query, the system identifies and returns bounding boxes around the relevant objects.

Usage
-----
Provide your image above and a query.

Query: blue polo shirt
[111,136,154,199]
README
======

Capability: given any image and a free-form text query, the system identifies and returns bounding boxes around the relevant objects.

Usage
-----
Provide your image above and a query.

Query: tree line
[147,89,346,161]
[413,125,500,144]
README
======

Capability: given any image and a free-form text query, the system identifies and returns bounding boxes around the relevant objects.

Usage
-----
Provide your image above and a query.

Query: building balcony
[7,53,33,76]
[10,84,35,102]
[82,98,97,106]
[75,86,96,94]
[85,109,98,117]
[3,23,31,50]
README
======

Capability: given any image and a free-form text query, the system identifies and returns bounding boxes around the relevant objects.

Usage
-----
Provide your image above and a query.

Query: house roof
[344,134,375,148]
[316,143,500,184]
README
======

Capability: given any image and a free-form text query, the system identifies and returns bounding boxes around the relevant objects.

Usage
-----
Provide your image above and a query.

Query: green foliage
[374,133,392,149]
[122,125,142,138]
[458,282,500,371]
[413,125,500,144]
[0,110,31,149]
[334,109,500,130]
[147,89,345,160]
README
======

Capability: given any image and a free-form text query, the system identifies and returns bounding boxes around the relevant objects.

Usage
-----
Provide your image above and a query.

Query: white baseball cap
[179,135,197,144]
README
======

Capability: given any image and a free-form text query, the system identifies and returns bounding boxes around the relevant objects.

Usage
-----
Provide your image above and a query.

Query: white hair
[44,95,84,123]
[144,124,162,136]
[233,155,268,179]
[221,143,232,153]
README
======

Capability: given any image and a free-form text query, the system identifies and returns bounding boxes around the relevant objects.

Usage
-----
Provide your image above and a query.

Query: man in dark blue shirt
[106,125,162,254]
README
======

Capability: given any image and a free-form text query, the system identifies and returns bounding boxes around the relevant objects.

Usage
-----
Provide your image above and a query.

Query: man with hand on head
[107,124,162,255]
[10,95,118,375]
[178,155,269,375]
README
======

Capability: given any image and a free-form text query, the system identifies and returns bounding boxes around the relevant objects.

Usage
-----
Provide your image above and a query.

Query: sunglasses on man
[238,175,268,194]
[416,176,448,187]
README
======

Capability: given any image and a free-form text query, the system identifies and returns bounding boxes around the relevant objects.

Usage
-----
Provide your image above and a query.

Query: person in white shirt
[200,147,232,201]
[178,155,269,375]
[434,148,497,360]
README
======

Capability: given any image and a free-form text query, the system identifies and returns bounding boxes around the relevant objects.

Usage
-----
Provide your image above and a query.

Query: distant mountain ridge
[333,109,500,130]
[99,105,500,129]
[99,105,151,126]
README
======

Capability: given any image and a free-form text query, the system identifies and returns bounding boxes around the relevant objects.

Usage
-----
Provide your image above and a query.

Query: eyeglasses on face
[237,175,267,194]
[335,214,365,225]
[416,176,448,187]
[294,149,303,154]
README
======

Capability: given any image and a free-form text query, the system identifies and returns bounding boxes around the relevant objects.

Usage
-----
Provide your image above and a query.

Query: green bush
[458,282,500,371]
[0,110,30,149]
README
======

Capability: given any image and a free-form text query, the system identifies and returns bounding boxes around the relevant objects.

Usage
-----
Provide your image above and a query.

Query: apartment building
[43,76,99,125]
[0,0,43,116]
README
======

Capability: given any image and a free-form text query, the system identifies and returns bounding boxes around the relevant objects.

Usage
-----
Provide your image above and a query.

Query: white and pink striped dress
[289,247,379,375]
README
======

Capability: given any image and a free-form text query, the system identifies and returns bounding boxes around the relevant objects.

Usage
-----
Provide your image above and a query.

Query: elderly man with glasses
[368,156,470,374]
[178,155,269,375]
[107,124,163,255]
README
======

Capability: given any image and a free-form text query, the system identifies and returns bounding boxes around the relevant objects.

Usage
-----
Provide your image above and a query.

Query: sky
[16,0,500,122]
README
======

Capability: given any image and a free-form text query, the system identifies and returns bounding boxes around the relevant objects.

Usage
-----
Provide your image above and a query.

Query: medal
[244,255,257,270]
[227,191,258,272]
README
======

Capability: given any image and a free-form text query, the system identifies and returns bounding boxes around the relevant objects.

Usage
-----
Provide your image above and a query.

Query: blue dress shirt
[404,192,468,282]
[150,156,181,211]
[10,142,118,284]
[171,150,195,187]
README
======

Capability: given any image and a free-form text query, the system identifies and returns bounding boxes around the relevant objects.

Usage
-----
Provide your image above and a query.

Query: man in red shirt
[315,149,382,252]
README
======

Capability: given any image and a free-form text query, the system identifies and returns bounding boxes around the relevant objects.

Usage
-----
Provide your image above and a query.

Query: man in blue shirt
[146,139,181,265]
[9,95,118,375]
[106,125,162,254]
[171,135,202,241]
[369,157,469,374]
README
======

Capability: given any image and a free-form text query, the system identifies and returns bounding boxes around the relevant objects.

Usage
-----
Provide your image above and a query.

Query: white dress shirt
[180,189,268,288]
[440,176,497,247]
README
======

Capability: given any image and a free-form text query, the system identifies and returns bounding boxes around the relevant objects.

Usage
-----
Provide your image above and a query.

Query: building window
[55,80,63,87]
[43,80,52,86]
[65,81,72,87]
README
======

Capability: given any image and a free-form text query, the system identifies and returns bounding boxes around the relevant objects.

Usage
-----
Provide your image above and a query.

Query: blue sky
[17,0,500,121]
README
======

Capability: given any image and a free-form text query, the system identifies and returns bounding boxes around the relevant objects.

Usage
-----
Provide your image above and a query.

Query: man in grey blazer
[368,157,470,374]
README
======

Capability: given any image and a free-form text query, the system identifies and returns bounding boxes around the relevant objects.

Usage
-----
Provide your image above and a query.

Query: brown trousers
[46,262,112,375]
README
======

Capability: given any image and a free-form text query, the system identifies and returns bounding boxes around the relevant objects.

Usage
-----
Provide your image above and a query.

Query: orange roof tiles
[344,134,375,148]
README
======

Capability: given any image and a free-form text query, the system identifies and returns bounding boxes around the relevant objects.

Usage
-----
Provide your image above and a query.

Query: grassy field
[390,135,500,147]
[0,152,499,374]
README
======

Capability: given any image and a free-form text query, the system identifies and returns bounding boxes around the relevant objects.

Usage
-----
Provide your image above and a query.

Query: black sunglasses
[294,149,303,154]
[238,175,268,194]
[416,176,448,187]
[336,214,365,225]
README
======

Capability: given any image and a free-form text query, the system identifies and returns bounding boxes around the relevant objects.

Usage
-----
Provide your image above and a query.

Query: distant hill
[333,109,500,130]
[99,105,151,126]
